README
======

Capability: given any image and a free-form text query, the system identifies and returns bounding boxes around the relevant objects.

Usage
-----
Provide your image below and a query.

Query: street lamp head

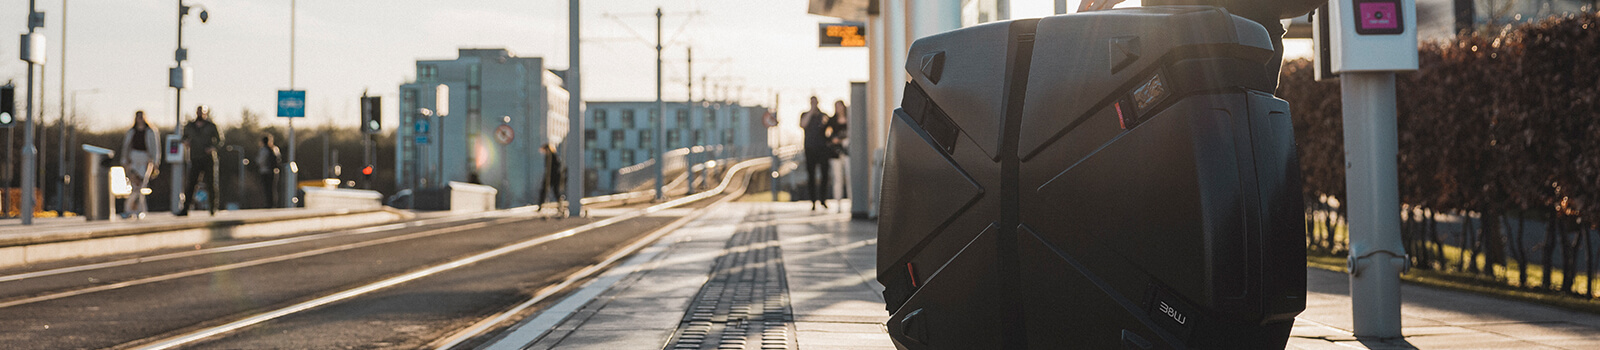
[418,108,433,117]
[182,4,210,23]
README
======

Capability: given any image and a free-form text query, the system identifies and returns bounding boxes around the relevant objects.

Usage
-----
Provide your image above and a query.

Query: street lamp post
[171,1,208,214]
[654,7,664,201]
[284,0,297,208]
[57,0,67,215]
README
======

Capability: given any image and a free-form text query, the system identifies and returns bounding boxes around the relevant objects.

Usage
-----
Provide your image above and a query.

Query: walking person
[255,134,281,209]
[538,144,566,215]
[119,111,161,219]
[830,100,849,156]
[801,96,837,210]
[179,105,222,216]
[829,100,850,213]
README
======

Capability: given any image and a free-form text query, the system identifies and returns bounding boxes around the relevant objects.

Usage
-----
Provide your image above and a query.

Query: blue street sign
[277,90,306,117]
[415,135,430,144]
[414,119,430,134]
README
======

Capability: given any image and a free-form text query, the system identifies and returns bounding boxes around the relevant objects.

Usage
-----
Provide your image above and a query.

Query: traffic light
[1,84,14,128]
[360,96,381,134]
[361,165,373,176]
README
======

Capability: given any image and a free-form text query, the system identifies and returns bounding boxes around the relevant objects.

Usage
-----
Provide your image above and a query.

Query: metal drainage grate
[663,223,797,350]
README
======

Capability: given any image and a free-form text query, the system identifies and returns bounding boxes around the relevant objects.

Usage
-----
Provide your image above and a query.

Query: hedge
[1279,9,1600,298]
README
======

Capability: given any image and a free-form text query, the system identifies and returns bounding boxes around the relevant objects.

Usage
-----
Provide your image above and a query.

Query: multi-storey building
[396,48,569,207]
[582,101,770,194]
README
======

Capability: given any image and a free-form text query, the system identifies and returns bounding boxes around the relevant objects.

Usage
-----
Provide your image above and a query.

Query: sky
[0,0,1307,135]
[0,0,879,134]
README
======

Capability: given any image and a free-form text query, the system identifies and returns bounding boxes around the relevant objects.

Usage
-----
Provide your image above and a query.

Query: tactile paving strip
[662,220,798,350]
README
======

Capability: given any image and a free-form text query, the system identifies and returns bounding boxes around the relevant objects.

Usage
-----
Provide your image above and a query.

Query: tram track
[1,159,765,350]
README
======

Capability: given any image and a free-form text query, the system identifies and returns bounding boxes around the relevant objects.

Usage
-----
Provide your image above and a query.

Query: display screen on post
[1353,0,1404,35]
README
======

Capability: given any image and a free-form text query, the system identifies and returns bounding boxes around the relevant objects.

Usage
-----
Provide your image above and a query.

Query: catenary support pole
[1342,71,1406,338]
[770,91,778,202]
[654,7,665,201]
[285,0,297,208]
[566,0,583,217]
[56,0,66,215]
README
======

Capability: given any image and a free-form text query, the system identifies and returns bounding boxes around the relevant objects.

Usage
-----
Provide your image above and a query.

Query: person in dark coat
[179,105,222,216]
[801,96,837,210]
[256,134,281,208]
[539,144,566,213]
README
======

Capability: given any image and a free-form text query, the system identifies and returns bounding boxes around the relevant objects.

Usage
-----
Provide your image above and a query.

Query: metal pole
[285,0,297,208]
[21,0,40,225]
[654,7,665,201]
[770,92,778,202]
[685,46,693,196]
[56,0,66,214]
[566,0,583,217]
[171,0,185,214]
[437,109,444,185]
[849,82,868,218]
[322,133,329,180]
[37,51,46,216]
[1342,71,1406,339]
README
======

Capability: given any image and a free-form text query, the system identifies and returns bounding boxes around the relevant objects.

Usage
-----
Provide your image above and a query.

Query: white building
[396,48,569,207]
[582,101,770,194]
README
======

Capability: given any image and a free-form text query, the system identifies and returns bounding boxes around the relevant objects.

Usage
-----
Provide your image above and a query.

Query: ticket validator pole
[1317,0,1419,339]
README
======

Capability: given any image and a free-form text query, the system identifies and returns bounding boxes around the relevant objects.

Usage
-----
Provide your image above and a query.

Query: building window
[676,109,690,129]
[621,151,635,166]
[723,130,734,145]
[418,65,437,82]
[594,109,609,130]
[621,110,636,129]
[585,129,597,150]
[593,150,608,169]
[693,130,703,146]
[468,64,481,86]
[667,130,680,148]
[649,109,660,126]
[707,109,718,128]
[468,88,481,111]
[611,130,625,149]
[639,130,653,149]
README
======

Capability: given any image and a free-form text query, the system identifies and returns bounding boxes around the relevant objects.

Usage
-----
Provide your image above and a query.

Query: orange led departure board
[819,23,867,47]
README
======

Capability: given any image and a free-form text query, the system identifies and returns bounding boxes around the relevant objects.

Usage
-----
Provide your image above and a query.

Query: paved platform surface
[499,200,1600,350]
[1289,268,1600,349]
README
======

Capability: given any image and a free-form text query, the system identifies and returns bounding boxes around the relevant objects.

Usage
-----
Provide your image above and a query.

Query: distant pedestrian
[256,134,281,208]
[538,144,566,214]
[119,111,161,219]
[802,96,837,210]
[830,100,850,213]
[179,105,222,216]
[830,100,849,156]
